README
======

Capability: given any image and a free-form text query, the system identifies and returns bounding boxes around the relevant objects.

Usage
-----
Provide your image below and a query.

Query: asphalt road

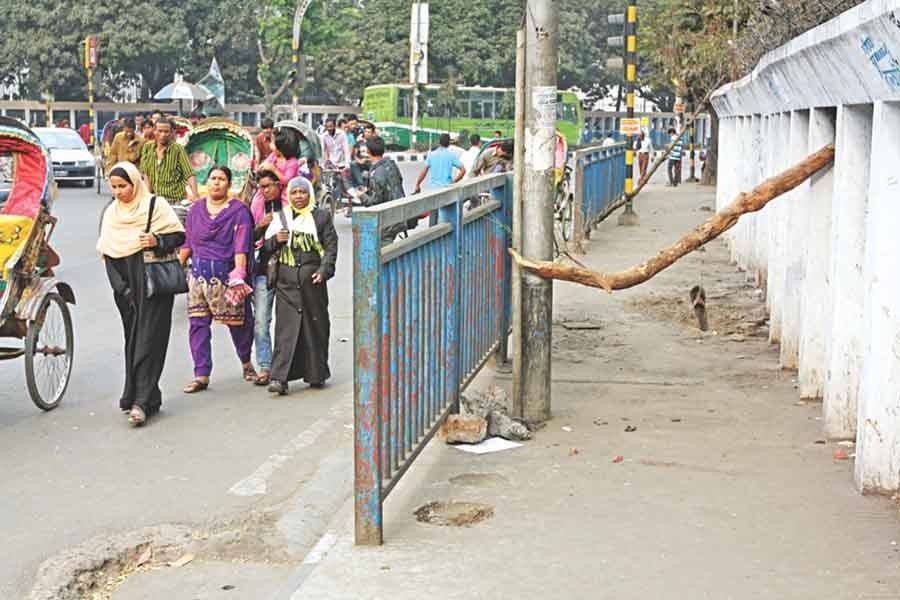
[0,163,430,597]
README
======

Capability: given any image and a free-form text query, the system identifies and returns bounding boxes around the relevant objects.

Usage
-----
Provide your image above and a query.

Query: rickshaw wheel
[25,293,74,411]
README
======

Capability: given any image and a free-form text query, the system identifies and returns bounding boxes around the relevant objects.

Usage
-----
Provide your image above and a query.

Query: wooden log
[510,144,835,293]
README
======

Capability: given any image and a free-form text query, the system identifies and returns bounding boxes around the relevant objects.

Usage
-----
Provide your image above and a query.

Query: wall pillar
[823,104,873,440]
[767,113,790,343]
[855,101,900,494]
[779,110,809,370]
[798,107,836,399]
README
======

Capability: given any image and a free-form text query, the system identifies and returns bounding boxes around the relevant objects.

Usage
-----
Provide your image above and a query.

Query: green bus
[360,83,583,150]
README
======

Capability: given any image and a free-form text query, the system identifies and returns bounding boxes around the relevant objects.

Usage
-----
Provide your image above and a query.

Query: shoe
[183,379,209,394]
[309,382,325,389]
[128,405,146,427]
[255,369,271,387]
[268,380,288,395]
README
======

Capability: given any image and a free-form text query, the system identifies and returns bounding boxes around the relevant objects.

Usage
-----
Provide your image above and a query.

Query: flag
[198,58,225,111]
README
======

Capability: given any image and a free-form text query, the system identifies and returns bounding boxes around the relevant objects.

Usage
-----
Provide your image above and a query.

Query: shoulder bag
[266,204,290,290]
[143,195,188,299]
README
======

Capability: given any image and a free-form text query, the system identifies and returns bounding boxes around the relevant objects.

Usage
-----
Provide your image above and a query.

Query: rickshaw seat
[0,215,34,275]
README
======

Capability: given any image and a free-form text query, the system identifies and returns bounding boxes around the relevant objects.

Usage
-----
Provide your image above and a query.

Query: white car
[33,127,96,187]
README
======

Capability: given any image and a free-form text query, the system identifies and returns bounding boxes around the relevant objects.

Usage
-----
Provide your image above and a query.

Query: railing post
[494,176,513,364]
[572,152,586,251]
[353,210,383,546]
[439,196,462,406]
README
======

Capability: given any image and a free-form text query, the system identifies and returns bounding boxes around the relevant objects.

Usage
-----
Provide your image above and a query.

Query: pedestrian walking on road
[249,169,285,387]
[255,118,275,168]
[414,133,465,194]
[107,118,143,173]
[460,134,482,175]
[179,166,256,393]
[636,130,652,184]
[666,128,684,187]
[139,118,199,203]
[362,136,409,244]
[264,177,338,396]
[97,162,186,427]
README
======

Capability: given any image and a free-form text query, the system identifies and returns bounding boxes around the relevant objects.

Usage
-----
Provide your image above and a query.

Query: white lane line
[229,403,348,497]
[302,532,338,565]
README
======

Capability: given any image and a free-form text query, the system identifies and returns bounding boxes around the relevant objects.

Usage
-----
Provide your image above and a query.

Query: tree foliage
[0,0,622,107]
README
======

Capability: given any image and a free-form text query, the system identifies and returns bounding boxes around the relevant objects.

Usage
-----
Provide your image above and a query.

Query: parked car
[33,127,95,187]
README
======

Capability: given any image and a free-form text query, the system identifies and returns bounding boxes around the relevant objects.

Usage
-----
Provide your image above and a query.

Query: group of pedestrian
[97,119,346,427]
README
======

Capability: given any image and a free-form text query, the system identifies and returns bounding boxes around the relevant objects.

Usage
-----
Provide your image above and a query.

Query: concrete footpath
[116,180,900,599]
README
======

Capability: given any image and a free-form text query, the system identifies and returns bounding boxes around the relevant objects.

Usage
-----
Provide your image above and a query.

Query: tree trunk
[510,144,835,293]
[701,103,719,186]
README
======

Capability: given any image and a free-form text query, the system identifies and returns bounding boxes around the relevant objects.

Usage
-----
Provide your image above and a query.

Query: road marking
[302,532,338,565]
[229,403,347,497]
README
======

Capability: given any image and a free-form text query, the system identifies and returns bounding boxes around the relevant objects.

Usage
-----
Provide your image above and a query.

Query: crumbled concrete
[440,414,488,444]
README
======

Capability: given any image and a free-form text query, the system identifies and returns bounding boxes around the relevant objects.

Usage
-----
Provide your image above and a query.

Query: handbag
[266,204,290,290]
[143,195,188,299]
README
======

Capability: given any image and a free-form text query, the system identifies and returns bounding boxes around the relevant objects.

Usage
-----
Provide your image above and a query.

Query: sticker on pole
[619,117,640,135]
[532,86,556,129]
[674,103,686,114]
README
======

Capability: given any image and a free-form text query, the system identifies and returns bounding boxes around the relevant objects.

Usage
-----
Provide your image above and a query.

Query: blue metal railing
[572,143,626,245]
[353,173,512,545]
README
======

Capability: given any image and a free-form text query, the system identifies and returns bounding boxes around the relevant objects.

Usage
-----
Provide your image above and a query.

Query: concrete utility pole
[291,0,314,121]
[618,0,640,226]
[510,27,527,418]
[518,0,558,423]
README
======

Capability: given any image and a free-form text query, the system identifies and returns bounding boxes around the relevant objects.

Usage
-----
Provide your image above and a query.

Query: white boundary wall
[712,0,900,494]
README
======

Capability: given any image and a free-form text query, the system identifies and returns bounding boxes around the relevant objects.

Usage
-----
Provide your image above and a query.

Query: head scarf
[282,176,323,259]
[96,161,184,258]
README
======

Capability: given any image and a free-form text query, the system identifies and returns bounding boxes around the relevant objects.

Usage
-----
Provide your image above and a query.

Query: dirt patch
[449,473,509,488]
[625,286,769,337]
[414,502,495,527]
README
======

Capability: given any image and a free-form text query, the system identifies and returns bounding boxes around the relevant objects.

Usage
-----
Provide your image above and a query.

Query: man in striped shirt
[666,128,684,187]
[139,118,198,202]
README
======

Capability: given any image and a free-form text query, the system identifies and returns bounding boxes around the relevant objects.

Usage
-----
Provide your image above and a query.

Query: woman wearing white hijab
[263,176,338,395]
[97,161,185,426]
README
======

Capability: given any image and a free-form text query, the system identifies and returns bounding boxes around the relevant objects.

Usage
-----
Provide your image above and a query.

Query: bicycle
[553,164,574,244]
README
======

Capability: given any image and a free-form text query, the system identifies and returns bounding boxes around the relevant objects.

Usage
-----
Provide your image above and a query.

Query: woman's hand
[312,272,324,284]
[276,229,290,243]
[139,233,158,249]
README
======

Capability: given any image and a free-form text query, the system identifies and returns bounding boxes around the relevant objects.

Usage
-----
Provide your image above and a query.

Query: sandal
[242,364,258,382]
[128,405,146,427]
[183,379,209,394]
[255,370,271,387]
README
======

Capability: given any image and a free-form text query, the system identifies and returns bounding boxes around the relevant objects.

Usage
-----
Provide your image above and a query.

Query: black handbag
[266,205,290,290]
[143,195,188,299]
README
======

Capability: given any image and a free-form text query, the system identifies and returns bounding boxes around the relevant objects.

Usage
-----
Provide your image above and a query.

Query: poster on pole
[409,3,429,84]
[84,36,98,69]
[619,117,640,135]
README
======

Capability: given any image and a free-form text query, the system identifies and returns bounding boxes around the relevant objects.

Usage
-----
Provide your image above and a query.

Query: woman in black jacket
[263,176,338,395]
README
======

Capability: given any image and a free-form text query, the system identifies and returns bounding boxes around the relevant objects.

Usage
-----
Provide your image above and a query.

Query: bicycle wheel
[25,293,74,411]
[320,191,336,217]
[560,193,574,241]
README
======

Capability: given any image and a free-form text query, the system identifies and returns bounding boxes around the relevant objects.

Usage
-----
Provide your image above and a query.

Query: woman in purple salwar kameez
[179,166,256,393]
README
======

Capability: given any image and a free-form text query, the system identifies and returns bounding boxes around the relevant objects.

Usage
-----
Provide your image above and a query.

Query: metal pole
[519,0,558,423]
[411,84,419,150]
[510,27,527,417]
[686,102,698,182]
[618,0,640,226]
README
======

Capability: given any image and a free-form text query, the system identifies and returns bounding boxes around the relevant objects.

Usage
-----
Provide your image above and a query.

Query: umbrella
[153,81,214,102]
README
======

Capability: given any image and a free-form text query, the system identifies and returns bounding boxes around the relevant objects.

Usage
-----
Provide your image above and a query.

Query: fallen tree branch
[510,143,835,293]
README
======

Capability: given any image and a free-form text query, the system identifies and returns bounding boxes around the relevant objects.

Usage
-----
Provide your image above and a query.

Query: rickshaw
[184,117,256,203]
[170,116,194,145]
[0,117,76,411]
